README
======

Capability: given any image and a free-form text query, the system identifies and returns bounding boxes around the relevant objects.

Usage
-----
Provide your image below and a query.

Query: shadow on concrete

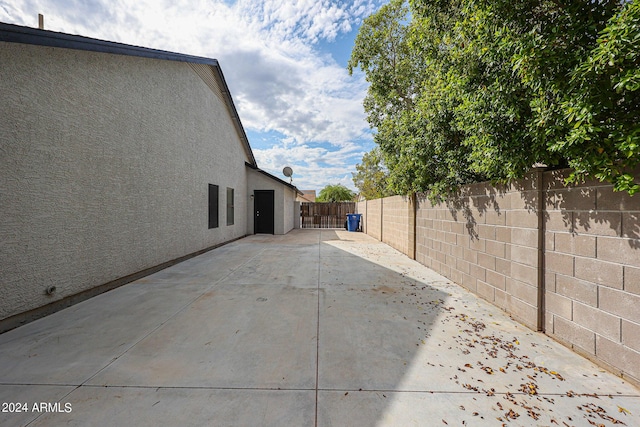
[318,231,450,387]
[419,167,639,249]
[2,229,639,426]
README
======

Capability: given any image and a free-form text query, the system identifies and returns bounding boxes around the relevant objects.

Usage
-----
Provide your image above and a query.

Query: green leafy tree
[316,184,356,202]
[348,0,512,196]
[352,147,394,200]
[559,0,640,194]
[349,0,639,197]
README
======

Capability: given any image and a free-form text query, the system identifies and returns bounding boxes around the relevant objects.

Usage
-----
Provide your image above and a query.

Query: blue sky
[0,0,385,191]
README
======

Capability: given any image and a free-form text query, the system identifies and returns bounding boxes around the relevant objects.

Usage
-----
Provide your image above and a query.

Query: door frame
[254,190,275,234]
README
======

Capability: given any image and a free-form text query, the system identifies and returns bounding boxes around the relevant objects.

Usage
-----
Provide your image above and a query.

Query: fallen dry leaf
[520,382,538,395]
[505,409,520,420]
[618,405,631,415]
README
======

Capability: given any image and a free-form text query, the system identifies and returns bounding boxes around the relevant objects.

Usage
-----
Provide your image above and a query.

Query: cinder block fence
[356,168,640,385]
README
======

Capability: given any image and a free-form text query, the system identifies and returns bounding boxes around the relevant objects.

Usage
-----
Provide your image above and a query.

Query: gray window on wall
[208,184,219,229]
[227,187,234,226]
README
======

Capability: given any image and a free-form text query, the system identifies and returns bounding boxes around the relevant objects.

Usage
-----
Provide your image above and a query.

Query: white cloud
[240,0,367,44]
[1,0,381,190]
[253,141,369,190]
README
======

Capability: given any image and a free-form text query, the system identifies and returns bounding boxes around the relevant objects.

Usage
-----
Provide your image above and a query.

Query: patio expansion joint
[314,230,321,427]
[3,382,637,398]
[75,384,318,392]
[314,387,640,397]
[0,383,640,402]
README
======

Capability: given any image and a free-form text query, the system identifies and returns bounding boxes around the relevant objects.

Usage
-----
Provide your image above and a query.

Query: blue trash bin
[346,214,362,232]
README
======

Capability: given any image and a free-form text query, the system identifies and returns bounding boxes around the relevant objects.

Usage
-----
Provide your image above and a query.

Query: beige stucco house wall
[246,166,300,235]
[0,23,299,330]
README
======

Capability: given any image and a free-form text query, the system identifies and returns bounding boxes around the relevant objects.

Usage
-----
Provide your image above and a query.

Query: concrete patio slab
[319,254,425,287]
[137,241,268,285]
[1,229,639,426]
[219,252,319,287]
[87,284,318,389]
[0,281,209,385]
[318,283,449,391]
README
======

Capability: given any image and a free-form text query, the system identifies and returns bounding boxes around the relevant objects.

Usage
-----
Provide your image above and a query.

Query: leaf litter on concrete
[387,276,633,426]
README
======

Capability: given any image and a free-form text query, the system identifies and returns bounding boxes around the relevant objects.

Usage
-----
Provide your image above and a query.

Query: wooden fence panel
[300,202,355,229]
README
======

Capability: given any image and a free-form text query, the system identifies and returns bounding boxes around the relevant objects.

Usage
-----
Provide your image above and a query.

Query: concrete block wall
[356,196,414,258]
[543,169,640,383]
[381,196,414,258]
[415,172,541,330]
[364,199,382,241]
[359,168,640,383]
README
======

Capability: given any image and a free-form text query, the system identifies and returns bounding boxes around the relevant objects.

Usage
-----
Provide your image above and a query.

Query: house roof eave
[245,162,303,196]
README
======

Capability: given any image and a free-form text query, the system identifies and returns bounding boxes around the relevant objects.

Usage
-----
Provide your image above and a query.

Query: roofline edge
[0,21,258,167]
[245,162,303,195]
